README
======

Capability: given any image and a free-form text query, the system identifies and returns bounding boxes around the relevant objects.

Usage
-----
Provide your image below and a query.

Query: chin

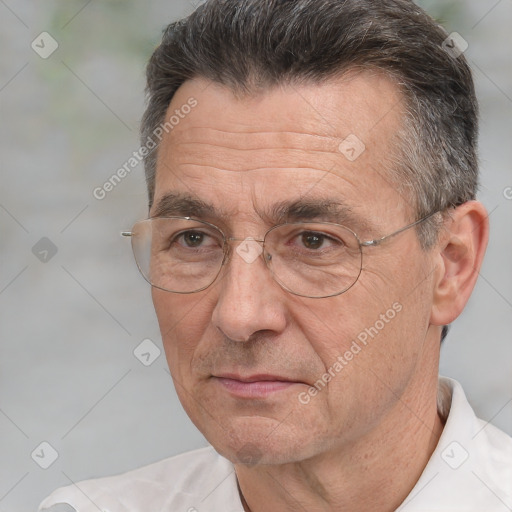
[200,415,323,466]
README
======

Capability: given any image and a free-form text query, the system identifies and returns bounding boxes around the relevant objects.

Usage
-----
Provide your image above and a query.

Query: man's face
[151,73,439,465]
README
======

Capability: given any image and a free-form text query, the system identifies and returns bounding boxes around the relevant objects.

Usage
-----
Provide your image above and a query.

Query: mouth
[212,373,306,399]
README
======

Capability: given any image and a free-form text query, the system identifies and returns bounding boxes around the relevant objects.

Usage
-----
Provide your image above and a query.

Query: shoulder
[399,377,512,511]
[448,377,512,491]
[473,415,512,487]
[38,446,243,512]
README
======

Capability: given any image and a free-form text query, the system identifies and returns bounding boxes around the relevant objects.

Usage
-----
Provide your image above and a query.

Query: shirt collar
[397,376,512,511]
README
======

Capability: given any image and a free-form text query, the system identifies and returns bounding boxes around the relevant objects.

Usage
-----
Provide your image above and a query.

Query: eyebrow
[151,193,219,218]
[268,199,372,232]
[151,193,371,232]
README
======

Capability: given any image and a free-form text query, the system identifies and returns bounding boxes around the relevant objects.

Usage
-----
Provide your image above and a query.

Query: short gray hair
[141,0,479,248]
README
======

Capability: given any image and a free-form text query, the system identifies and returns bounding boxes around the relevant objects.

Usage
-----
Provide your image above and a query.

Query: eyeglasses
[122,212,438,298]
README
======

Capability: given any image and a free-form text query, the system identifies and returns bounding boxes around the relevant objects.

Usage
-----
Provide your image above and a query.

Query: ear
[430,201,489,326]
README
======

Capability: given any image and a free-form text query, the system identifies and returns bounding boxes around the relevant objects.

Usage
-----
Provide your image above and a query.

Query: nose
[211,239,288,342]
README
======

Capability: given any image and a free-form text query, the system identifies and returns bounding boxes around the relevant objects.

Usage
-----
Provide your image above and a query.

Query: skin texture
[150,73,489,512]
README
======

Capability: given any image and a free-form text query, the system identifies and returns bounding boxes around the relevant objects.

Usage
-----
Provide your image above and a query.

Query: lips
[213,373,305,398]
[216,373,297,383]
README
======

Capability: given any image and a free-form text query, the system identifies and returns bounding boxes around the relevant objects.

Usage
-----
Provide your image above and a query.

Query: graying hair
[141,0,479,248]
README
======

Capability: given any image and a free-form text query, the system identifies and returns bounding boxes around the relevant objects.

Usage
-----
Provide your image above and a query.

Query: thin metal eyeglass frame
[121,209,440,298]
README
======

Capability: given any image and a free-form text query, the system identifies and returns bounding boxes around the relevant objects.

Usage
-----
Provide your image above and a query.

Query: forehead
[153,72,408,224]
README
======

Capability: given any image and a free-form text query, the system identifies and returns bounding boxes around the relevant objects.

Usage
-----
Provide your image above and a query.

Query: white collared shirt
[39,377,512,511]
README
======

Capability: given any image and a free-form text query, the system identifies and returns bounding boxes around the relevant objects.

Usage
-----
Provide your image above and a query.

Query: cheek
[296,290,388,359]
[152,288,214,373]
[295,266,424,389]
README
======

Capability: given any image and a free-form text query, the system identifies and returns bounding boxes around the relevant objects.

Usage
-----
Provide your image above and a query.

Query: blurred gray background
[0,1,511,510]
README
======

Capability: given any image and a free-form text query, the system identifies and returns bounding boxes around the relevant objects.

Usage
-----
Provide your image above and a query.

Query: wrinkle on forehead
[153,72,409,229]
[158,125,347,176]
[159,70,405,161]
[168,126,342,153]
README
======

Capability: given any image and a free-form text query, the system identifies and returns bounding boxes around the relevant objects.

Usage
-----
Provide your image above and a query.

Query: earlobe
[430,201,489,327]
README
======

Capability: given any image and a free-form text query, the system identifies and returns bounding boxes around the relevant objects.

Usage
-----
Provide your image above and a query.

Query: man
[39,0,512,510]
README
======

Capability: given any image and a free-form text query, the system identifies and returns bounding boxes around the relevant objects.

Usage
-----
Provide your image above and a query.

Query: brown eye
[301,232,325,249]
[183,231,204,247]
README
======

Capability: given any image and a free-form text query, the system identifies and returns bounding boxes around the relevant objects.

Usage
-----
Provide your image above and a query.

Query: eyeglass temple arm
[120,210,443,245]
[360,211,439,247]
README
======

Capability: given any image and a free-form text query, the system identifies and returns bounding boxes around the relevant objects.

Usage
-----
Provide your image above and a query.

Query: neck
[235,370,444,512]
